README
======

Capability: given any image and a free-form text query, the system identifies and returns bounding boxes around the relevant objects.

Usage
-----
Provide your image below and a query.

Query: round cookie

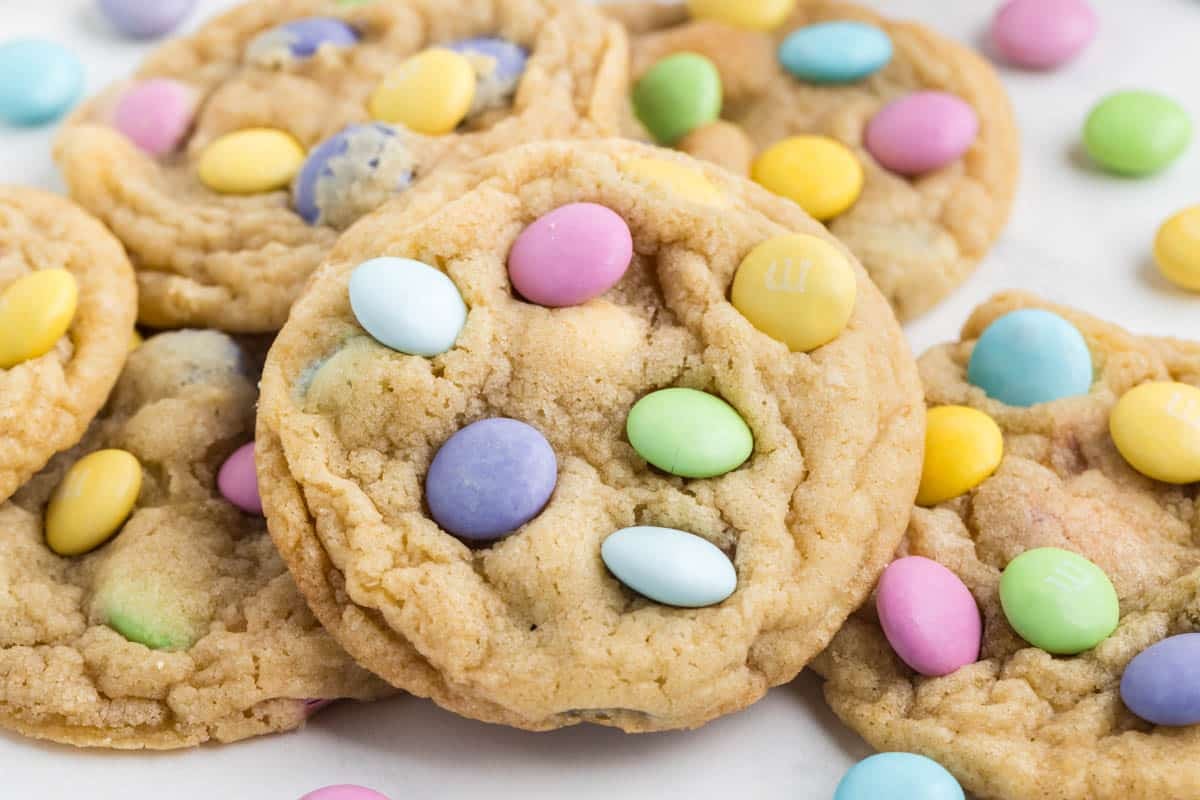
[0,330,389,749]
[55,0,629,333]
[610,1,1020,321]
[0,187,137,505]
[257,139,924,732]
[815,292,1200,799]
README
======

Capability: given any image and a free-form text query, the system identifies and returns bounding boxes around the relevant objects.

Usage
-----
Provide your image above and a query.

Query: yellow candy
[751,135,864,222]
[625,157,724,205]
[686,0,797,30]
[369,48,476,135]
[46,449,143,557]
[1155,206,1200,291]
[1110,381,1200,484]
[917,406,1004,506]
[197,128,305,195]
[730,233,856,352]
[0,269,78,369]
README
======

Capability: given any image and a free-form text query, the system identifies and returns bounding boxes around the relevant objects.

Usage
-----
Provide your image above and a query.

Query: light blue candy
[348,257,467,357]
[0,39,84,126]
[967,309,1093,407]
[601,526,736,608]
[778,21,892,84]
[835,753,964,800]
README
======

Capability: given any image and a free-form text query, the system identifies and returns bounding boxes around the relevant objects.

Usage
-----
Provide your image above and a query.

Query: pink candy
[300,787,391,800]
[112,78,196,156]
[507,203,633,308]
[992,0,1097,70]
[217,442,262,515]
[864,91,979,176]
[876,556,981,677]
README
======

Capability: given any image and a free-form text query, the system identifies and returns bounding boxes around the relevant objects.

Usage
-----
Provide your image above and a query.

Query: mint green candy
[632,53,722,145]
[999,547,1118,655]
[627,388,753,479]
[1084,91,1191,176]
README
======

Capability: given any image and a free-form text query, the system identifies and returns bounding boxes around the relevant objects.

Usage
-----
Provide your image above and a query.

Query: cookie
[256,139,924,732]
[0,187,136,505]
[55,0,629,333]
[0,330,389,749]
[611,1,1020,321]
[815,292,1200,800]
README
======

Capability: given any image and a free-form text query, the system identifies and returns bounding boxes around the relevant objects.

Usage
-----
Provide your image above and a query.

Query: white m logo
[764,258,814,293]
[1043,560,1092,593]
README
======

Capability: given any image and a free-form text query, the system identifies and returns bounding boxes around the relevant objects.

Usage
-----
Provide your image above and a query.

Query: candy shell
[877,556,981,677]
[835,753,964,800]
[247,17,359,65]
[98,579,196,650]
[218,443,262,515]
[999,547,1118,655]
[1120,634,1200,726]
[0,39,84,126]
[632,53,722,145]
[917,406,1004,506]
[97,0,195,38]
[1084,91,1192,176]
[778,21,893,83]
[112,79,196,157]
[198,128,306,195]
[46,449,143,557]
[601,526,736,608]
[293,124,414,228]
[685,0,796,31]
[1155,206,1200,291]
[349,257,467,357]
[967,309,1093,407]
[751,135,863,221]
[1110,381,1200,485]
[624,158,724,205]
[447,37,528,117]
[991,0,1097,69]
[507,203,633,308]
[626,388,753,479]
[0,269,78,369]
[865,91,979,176]
[369,49,476,135]
[300,787,392,800]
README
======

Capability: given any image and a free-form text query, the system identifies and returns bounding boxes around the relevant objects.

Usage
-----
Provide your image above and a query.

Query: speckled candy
[218,443,262,515]
[300,787,392,800]
[98,0,195,38]
[1121,634,1200,726]
[876,556,981,677]
[865,91,979,176]
[991,0,1097,69]
[448,37,528,117]
[967,309,1093,407]
[0,39,84,126]
[835,753,964,800]
[348,257,467,357]
[112,79,196,156]
[293,124,413,228]
[247,17,360,64]
[507,203,633,307]
[601,526,736,608]
[426,418,558,541]
[778,21,893,83]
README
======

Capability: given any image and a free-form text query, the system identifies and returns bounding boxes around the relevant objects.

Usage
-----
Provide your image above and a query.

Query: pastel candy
[751,135,863,221]
[1155,206,1200,291]
[633,53,722,145]
[300,787,392,800]
[247,18,359,64]
[447,37,528,117]
[98,579,196,650]
[1084,91,1192,177]
[112,79,196,156]
[97,0,195,38]
[0,269,78,369]
[876,557,981,677]
[917,406,1004,506]
[0,39,84,126]
[1121,634,1200,726]
[601,526,736,608]
[778,21,893,83]
[218,442,262,515]
[507,203,633,307]
[198,128,306,195]
[865,91,979,176]
[624,158,724,206]
[835,753,964,800]
[46,449,143,557]
[967,309,1093,407]
[348,257,467,357]
[685,0,796,31]
[1110,381,1200,484]
[369,49,476,135]
[425,418,558,541]
[293,124,414,228]
[626,388,753,479]
[991,0,1097,69]
[999,547,1118,655]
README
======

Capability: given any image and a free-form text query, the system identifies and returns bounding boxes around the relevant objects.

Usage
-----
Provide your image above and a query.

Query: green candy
[96,577,203,651]
[999,547,1118,655]
[632,53,722,145]
[627,388,753,479]
[1084,90,1192,176]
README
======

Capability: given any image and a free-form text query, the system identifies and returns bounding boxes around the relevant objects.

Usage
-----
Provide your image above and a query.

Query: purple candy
[1120,633,1200,726]
[98,0,196,39]
[426,418,557,542]
[292,124,413,228]
[446,37,528,117]
[248,18,359,64]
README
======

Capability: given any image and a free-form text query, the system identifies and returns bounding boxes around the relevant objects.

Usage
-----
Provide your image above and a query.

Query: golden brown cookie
[816,292,1200,800]
[0,330,389,749]
[56,0,628,333]
[0,187,136,505]
[257,139,923,732]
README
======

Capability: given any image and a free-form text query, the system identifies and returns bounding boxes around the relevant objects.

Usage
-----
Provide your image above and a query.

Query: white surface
[0,1,1196,797]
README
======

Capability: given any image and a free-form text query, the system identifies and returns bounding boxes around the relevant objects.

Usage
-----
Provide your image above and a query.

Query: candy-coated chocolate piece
[369,49,476,135]
[991,0,1097,69]
[1155,206,1200,291]
[45,449,143,557]
[0,269,78,369]
[686,0,796,31]
[917,406,1004,506]
[112,79,196,156]
[1120,634,1200,726]
[751,135,863,221]
[507,203,633,308]
[300,787,392,800]
[626,388,753,479]
[632,53,722,145]
[99,580,196,650]
[0,39,84,125]
[624,158,724,205]
[447,37,528,117]
[999,547,1118,655]
[967,309,1092,407]
[198,128,305,195]
[425,418,557,541]
[877,556,981,677]
[835,753,964,800]
[292,124,414,228]
[348,257,467,357]
[601,526,736,608]
[865,91,979,176]
[1084,91,1191,176]
[778,21,892,83]
[1110,381,1200,484]
[97,0,195,38]
[247,17,359,65]
[218,443,262,515]
[730,234,856,352]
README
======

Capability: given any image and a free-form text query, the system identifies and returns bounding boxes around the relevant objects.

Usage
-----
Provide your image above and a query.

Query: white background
[1,1,1196,797]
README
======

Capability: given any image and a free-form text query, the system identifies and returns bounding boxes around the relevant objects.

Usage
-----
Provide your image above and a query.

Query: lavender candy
[446,37,529,118]
[1120,633,1200,726]
[98,0,196,39]
[292,124,414,229]
[247,18,359,66]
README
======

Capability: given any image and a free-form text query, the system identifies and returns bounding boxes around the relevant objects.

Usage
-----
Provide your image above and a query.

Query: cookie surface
[56,0,628,333]
[613,1,1020,321]
[0,187,136,505]
[816,292,1200,800]
[257,139,923,732]
[0,330,388,749]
